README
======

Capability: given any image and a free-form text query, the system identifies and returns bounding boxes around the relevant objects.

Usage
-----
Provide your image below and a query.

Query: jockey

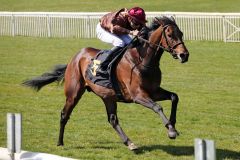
[96,7,148,74]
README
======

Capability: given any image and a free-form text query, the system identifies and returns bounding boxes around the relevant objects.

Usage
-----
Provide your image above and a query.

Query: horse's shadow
[135,145,240,159]
[136,145,194,156]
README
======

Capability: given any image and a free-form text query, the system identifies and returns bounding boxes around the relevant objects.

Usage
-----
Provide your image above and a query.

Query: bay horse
[23,16,189,150]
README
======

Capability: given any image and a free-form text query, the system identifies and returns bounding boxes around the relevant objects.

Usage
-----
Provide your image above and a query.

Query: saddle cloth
[86,50,114,88]
[85,45,128,89]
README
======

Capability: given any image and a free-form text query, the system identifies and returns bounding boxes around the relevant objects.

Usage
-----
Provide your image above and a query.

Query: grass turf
[0,36,239,159]
[0,0,240,12]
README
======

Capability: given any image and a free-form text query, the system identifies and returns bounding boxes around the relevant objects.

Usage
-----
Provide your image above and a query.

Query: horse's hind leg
[103,98,138,151]
[57,73,85,146]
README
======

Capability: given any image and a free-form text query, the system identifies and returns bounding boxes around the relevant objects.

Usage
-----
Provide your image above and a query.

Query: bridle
[137,23,184,58]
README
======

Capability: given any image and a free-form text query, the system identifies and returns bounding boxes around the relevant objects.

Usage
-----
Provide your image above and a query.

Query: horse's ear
[168,15,176,23]
[154,17,161,22]
[154,17,164,26]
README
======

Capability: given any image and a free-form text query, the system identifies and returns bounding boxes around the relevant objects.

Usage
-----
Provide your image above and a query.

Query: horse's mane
[149,16,176,30]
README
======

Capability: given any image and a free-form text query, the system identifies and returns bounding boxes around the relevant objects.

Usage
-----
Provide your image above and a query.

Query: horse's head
[146,16,189,63]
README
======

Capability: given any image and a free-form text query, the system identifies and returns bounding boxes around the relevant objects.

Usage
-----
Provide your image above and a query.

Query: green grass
[0,1,240,159]
[0,0,240,12]
[0,36,239,159]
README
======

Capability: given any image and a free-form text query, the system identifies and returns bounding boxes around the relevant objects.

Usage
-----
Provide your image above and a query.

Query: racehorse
[23,16,189,151]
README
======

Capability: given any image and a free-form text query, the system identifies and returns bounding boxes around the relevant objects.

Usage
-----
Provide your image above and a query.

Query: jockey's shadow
[135,145,240,159]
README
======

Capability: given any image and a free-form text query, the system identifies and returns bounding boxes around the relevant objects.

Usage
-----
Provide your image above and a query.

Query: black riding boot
[97,46,123,74]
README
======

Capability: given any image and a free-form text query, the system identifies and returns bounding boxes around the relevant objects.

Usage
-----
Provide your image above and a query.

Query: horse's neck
[137,42,163,69]
[137,27,164,69]
[125,46,162,86]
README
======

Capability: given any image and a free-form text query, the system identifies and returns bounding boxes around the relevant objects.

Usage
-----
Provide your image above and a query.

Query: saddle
[85,47,127,100]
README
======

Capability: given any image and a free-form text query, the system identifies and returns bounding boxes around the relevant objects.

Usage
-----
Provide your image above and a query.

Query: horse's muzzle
[178,53,189,63]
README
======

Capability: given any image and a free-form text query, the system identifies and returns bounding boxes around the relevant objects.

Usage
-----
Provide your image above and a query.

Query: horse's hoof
[57,142,64,146]
[128,143,138,151]
[168,128,179,139]
[168,133,177,139]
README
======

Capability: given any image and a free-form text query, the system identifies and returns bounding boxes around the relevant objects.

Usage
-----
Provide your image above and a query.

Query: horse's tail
[22,64,67,91]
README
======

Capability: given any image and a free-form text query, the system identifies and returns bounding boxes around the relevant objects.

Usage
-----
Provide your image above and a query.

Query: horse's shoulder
[123,48,140,62]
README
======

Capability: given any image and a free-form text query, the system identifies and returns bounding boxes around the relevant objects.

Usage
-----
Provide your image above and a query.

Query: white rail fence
[0,12,239,42]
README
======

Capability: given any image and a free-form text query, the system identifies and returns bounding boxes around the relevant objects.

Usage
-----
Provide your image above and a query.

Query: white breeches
[96,23,132,47]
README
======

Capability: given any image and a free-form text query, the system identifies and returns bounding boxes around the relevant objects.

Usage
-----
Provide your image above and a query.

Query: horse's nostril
[180,53,185,59]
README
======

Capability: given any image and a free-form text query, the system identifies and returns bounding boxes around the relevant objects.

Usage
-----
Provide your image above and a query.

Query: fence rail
[0,12,239,42]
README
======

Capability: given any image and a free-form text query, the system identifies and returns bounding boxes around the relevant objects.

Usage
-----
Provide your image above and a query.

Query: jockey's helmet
[128,7,147,25]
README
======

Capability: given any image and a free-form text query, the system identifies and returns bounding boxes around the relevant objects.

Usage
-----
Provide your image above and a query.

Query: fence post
[11,14,15,37]
[7,113,22,160]
[47,14,51,38]
[7,113,15,160]
[87,15,91,38]
[222,15,227,42]
[194,138,216,160]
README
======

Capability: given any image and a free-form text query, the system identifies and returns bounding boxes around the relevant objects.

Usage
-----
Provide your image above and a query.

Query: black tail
[22,64,67,91]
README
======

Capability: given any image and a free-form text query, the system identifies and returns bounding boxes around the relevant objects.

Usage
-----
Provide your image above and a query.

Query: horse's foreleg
[103,98,138,151]
[152,87,179,128]
[134,93,178,139]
